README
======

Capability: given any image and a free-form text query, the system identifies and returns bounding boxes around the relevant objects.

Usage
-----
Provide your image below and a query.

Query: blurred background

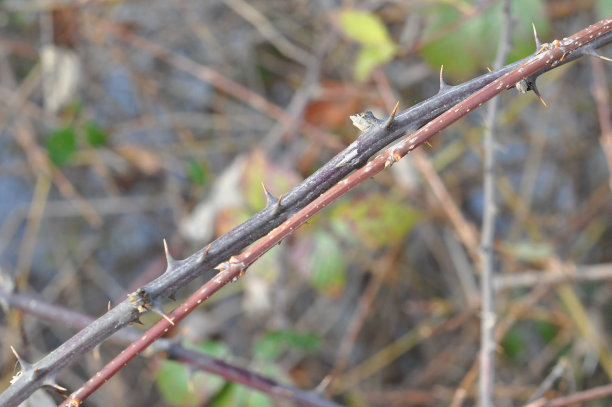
[0,0,611,406]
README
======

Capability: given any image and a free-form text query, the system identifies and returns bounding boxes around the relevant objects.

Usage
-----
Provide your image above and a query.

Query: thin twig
[589,57,612,190]
[479,1,512,406]
[494,262,612,290]
[525,382,612,407]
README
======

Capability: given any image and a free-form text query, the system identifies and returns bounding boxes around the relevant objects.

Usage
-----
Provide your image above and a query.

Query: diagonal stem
[58,15,612,407]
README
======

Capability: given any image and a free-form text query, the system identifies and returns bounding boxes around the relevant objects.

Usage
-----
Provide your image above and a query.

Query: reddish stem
[60,16,612,407]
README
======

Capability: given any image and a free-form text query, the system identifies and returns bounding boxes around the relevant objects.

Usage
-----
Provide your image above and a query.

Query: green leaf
[194,340,231,358]
[338,10,397,81]
[209,383,272,407]
[187,159,208,186]
[339,10,392,45]
[355,42,397,81]
[210,382,245,407]
[420,0,549,80]
[46,127,76,166]
[330,193,420,249]
[246,390,273,407]
[501,328,524,361]
[309,232,347,296]
[191,341,231,393]
[254,330,320,359]
[155,360,194,405]
[536,320,558,344]
[85,121,107,146]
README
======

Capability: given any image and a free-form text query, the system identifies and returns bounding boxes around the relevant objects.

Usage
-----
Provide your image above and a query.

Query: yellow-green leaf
[155,360,196,405]
[420,0,549,80]
[339,10,392,45]
[331,193,420,249]
[309,232,347,297]
[355,42,397,81]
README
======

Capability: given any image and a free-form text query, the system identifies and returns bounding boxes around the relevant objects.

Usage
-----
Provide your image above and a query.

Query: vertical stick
[479,1,512,406]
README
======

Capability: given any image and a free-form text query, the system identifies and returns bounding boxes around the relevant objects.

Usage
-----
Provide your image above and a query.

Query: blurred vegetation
[0,0,611,406]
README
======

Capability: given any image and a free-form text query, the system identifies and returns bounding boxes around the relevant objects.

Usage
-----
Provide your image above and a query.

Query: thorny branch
[0,287,341,407]
[1,16,611,407]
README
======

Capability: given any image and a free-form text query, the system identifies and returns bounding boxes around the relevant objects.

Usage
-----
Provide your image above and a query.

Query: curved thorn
[532,22,542,50]
[152,303,175,325]
[439,65,449,91]
[261,181,278,207]
[44,377,68,393]
[10,346,32,370]
[194,243,211,265]
[383,101,400,129]
[531,82,547,107]
[585,48,612,62]
[163,239,177,266]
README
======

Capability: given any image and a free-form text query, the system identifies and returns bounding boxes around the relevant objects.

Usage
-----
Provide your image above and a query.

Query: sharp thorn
[10,346,32,370]
[44,377,67,393]
[531,83,547,107]
[486,66,492,72]
[133,317,144,325]
[585,48,612,62]
[276,194,283,208]
[390,101,399,117]
[152,303,175,326]
[383,101,400,129]
[532,22,542,50]
[163,239,177,266]
[195,244,212,265]
[107,300,111,311]
[439,65,449,91]
[261,181,278,207]
[168,292,176,301]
